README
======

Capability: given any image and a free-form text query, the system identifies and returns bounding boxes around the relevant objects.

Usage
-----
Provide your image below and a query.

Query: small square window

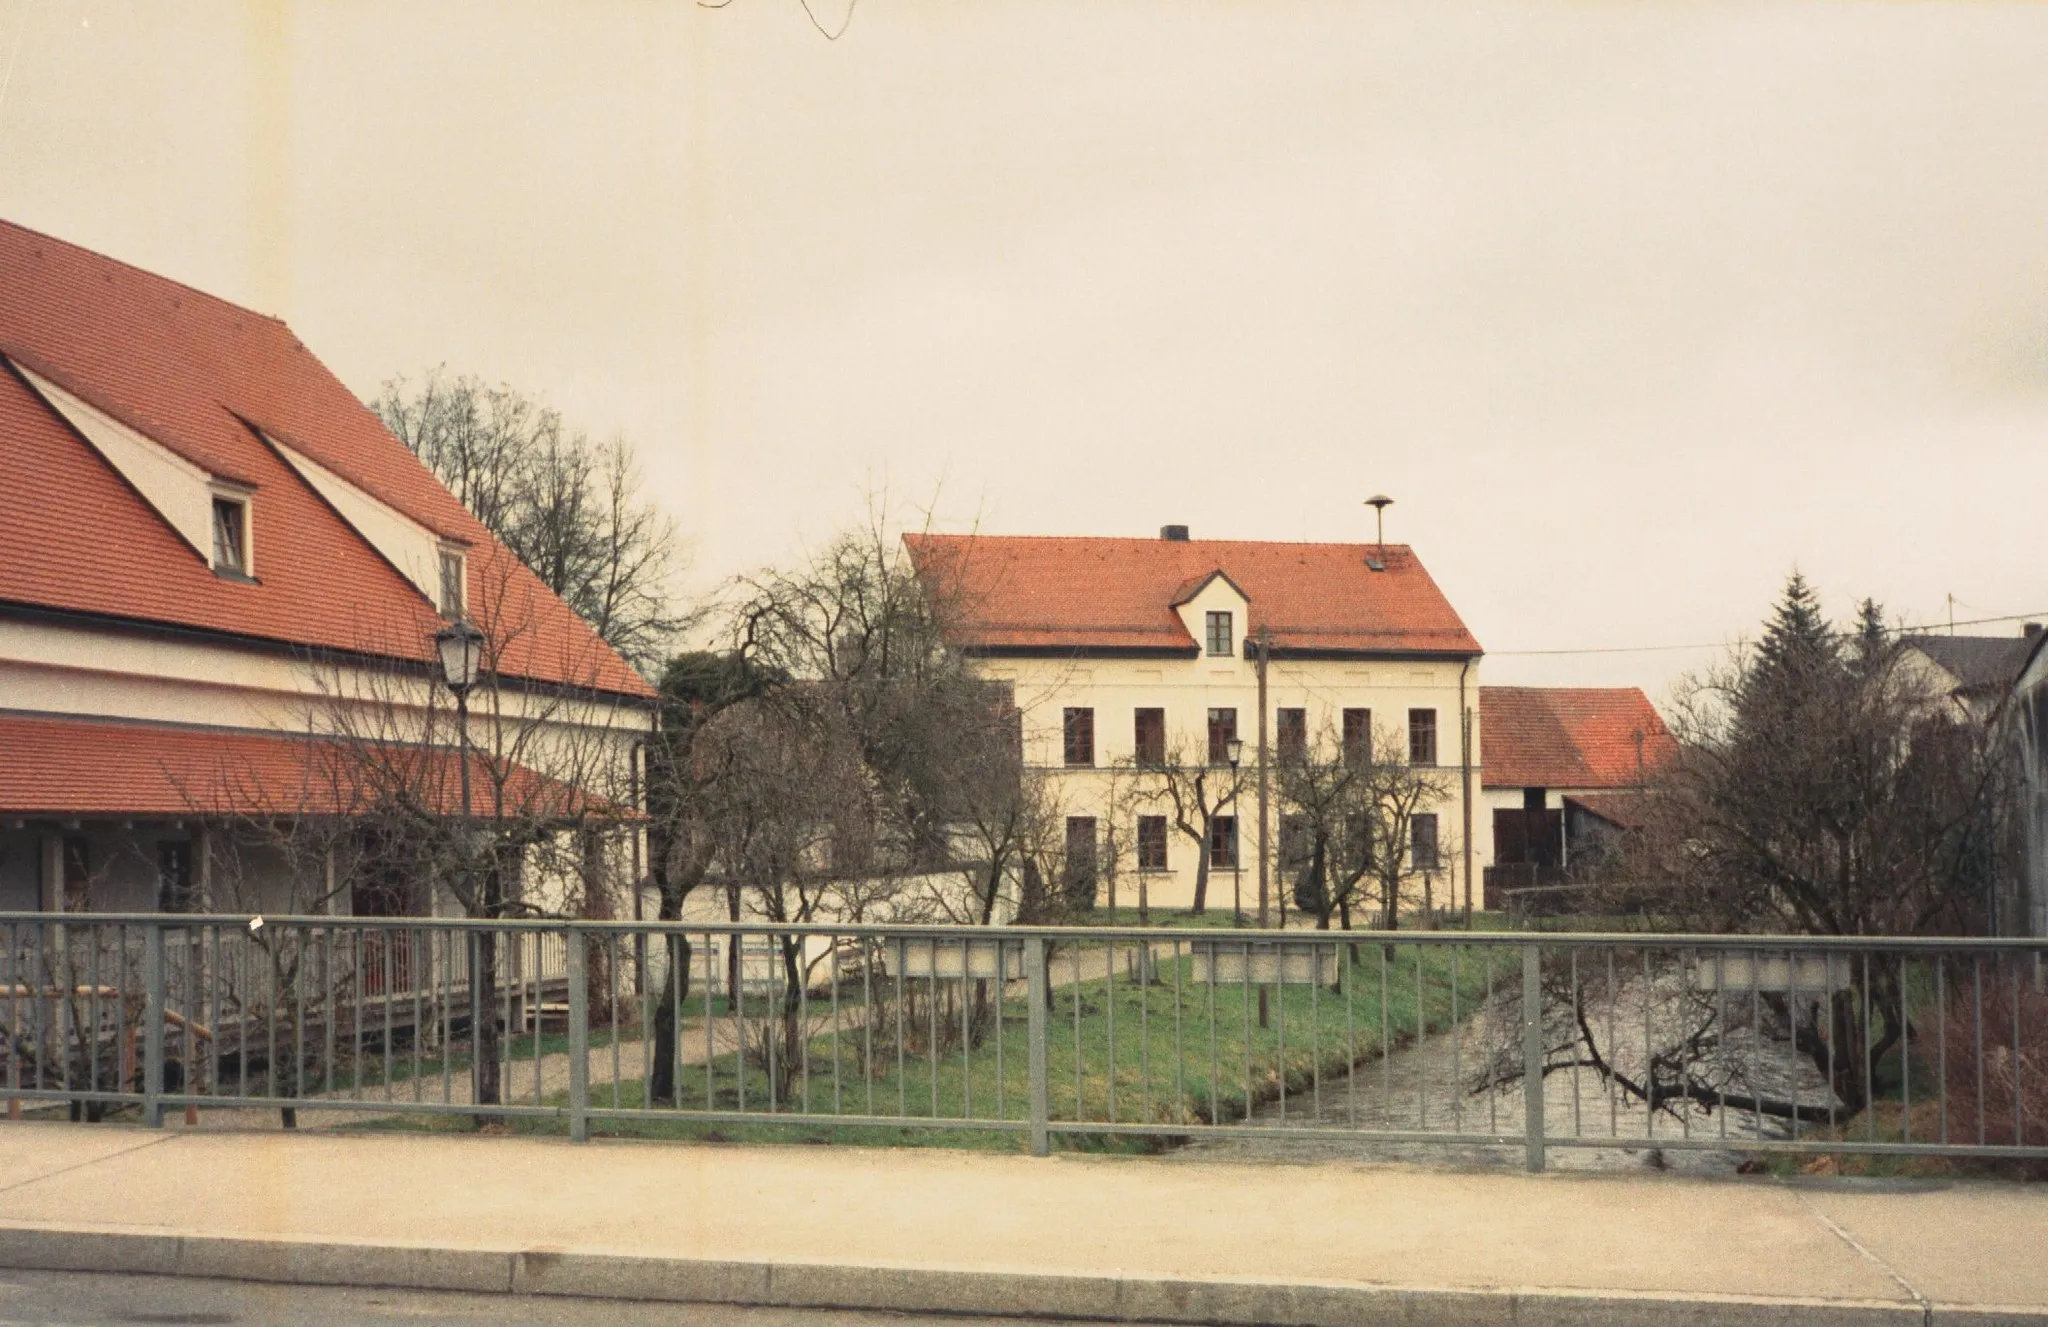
[438,550,466,617]
[211,497,248,575]
[1205,610,1233,657]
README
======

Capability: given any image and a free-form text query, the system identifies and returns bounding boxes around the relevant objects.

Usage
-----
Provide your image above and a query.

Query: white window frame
[437,546,468,617]
[209,487,254,578]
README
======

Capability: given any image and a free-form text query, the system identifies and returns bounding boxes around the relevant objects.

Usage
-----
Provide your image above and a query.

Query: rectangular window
[1062,707,1095,767]
[1411,813,1440,872]
[1276,707,1307,762]
[1278,814,1311,870]
[1342,708,1372,765]
[1137,815,1169,871]
[211,497,247,575]
[1207,707,1238,765]
[1205,610,1233,657]
[1064,816,1098,893]
[438,550,466,617]
[157,841,196,913]
[1133,708,1165,767]
[1408,708,1438,766]
[1208,814,1238,869]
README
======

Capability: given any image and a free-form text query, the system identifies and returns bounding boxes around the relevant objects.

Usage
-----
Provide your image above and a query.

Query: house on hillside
[903,527,1487,916]
[2000,633,2048,939]
[1900,628,2041,721]
[0,220,657,920]
[1478,686,1674,908]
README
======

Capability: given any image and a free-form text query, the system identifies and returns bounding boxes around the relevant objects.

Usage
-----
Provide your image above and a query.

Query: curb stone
[0,1223,2036,1326]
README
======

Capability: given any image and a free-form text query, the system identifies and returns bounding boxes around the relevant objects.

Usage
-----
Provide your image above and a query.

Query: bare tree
[1142,737,1249,917]
[372,369,684,671]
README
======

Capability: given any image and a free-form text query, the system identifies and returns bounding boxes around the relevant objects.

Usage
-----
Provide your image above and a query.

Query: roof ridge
[1,218,292,328]
[909,531,1417,552]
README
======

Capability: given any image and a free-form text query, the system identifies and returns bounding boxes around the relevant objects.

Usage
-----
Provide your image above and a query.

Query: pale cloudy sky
[3,0,2046,695]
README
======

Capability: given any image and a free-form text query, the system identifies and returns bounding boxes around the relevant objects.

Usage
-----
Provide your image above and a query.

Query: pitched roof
[1480,686,1674,790]
[902,534,1481,656]
[1900,634,2037,697]
[0,711,611,820]
[0,219,652,701]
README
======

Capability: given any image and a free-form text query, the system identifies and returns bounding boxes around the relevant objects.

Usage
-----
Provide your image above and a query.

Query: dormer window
[1205,610,1233,657]
[211,495,250,577]
[438,549,466,617]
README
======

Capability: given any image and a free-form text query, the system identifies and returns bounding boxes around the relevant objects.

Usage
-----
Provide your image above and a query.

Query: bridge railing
[0,913,2040,1170]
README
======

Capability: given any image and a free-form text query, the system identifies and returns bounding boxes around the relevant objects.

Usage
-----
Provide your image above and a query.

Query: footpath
[0,1122,2042,1326]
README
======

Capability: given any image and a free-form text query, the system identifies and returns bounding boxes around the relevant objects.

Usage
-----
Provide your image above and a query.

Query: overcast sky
[3,0,2046,696]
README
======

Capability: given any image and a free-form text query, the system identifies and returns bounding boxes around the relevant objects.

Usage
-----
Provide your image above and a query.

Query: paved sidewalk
[0,1123,2042,1325]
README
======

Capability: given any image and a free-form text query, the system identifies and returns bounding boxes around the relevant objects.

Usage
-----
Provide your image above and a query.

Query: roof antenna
[1365,495,1393,571]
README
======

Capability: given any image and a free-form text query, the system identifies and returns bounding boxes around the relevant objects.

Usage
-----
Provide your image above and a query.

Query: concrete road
[0,1269,1119,1327]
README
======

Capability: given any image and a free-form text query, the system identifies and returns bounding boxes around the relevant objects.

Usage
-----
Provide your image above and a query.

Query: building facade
[904,528,1487,917]
[0,220,657,920]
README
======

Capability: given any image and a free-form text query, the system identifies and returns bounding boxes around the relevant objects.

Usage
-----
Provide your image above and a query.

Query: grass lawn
[354,939,1509,1154]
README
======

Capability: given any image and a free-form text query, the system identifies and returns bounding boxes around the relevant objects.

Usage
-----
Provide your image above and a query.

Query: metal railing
[0,913,2041,1171]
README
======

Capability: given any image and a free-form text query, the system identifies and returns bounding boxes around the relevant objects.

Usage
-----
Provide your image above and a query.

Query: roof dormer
[1170,569,1251,659]
[264,431,465,612]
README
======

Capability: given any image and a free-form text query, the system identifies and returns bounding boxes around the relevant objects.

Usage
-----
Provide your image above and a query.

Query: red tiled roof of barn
[0,712,614,820]
[902,534,1481,656]
[1480,687,1674,790]
[0,219,652,700]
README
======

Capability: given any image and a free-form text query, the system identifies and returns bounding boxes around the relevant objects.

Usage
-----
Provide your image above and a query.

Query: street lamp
[1224,738,1244,926]
[434,618,485,822]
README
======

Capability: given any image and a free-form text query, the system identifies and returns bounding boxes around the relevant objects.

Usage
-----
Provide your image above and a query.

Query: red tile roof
[0,220,652,700]
[1480,687,1675,790]
[0,712,611,820]
[903,534,1481,656]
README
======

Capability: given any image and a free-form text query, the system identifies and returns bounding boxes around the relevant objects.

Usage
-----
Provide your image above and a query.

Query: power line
[1486,608,2048,659]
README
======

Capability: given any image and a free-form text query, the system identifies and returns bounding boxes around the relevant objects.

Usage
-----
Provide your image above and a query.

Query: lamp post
[433,617,489,1117]
[1225,737,1244,926]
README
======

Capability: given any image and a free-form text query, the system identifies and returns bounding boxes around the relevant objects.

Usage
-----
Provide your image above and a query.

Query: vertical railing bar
[1025,934,1048,1156]
[1242,942,1253,1126]
[1449,945,1460,1134]
[799,934,813,1117]
[1179,937,1196,1122]
[1073,942,1084,1122]
[1747,946,1760,1139]
[1974,953,1985,1146]
[1310,940,1320,1122]
[1521,941,1544,1172]
[1139,935,1150,1128]
[1277,941,1288,1125]
[1609,947,1619,1139]
[1379,944,1390,1129]
[1490,945,1501,1135]
[994,939,1005,1123]
[830,936,843,1117]
[1569,948,1580,1139]
[1345,937,1356,1129]
[143,924,165,1127]
[895,943,905,1120]
[88,924,101,1105]
[411,929,424,1104]
[1106,936,1117,1124]
[1714,949,1726,1142]
[1937,955,1948,1144]
[1675,947,1689,1142]
[1899,952,1910,1145]
[1205,941,1218,1126]
[383,929,396,1104]
[1788,946,1799,1145]
[567,928,589,1143]
[1643,946,1653,1141]
[958,939,969,1122]
[533,932,545,1111]
[1414,945,1424,1131]
[264,931,279,1103]
[1860,951,1872,1143]
[863,936,875,1118]
[608,934,621,1111]
[2012,949,2024,1148]
[439,930,452,1106]
[737,930,750,1116]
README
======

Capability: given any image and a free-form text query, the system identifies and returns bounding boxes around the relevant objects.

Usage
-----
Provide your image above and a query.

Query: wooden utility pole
[1256,628,1271,928]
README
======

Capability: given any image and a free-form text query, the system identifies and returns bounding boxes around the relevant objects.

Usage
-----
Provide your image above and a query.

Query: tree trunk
[1191,855,1210,915]
[649,932,692,1105]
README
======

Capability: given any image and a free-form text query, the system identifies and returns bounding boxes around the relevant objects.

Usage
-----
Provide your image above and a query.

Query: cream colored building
[0,219,656,920]
[905,528,1488,918]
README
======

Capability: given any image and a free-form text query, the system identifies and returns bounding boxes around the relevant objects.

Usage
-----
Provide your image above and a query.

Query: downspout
[1459,656,1475,925]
